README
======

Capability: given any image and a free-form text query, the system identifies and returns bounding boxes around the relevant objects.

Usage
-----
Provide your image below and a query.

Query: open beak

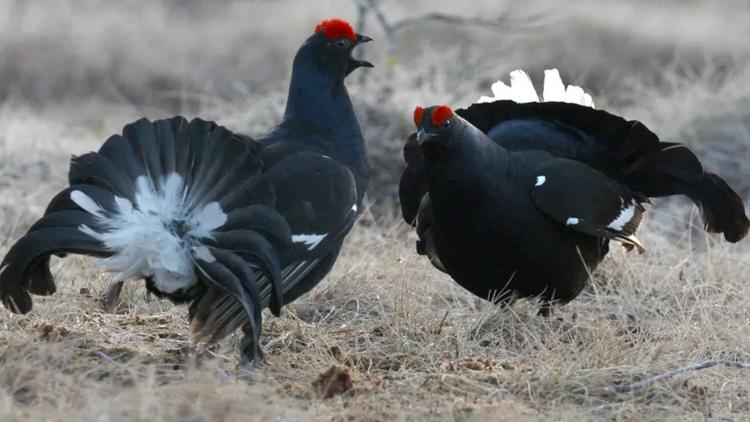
[346,34,374,75]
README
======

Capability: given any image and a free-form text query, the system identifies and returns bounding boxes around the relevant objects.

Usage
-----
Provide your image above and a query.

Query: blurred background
[1,0,749,239]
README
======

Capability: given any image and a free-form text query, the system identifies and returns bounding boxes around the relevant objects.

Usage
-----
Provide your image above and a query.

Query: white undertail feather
[73,172,227,293]
[71,190,106,218]
[292,234,327,251]
[608,201,636,231]
[478,69,595,108]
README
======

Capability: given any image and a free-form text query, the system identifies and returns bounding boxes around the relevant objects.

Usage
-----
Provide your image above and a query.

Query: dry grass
[1,221,749,420]
[1,0,750,420]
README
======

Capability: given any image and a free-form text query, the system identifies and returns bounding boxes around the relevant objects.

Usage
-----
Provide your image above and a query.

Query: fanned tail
[0,116,294,361]
[0,211,110,313]
[459,84,749,243]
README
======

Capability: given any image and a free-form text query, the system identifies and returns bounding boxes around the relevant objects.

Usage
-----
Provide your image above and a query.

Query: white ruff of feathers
[72,173,227,293]
[478,69,595,108]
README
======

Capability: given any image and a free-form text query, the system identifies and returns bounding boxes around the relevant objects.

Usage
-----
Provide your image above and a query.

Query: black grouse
[400,69,749,315]
[0,18,372,364]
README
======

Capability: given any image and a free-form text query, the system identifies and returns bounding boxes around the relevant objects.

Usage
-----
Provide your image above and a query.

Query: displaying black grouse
[401,70,749,315]
[0,18,372,364]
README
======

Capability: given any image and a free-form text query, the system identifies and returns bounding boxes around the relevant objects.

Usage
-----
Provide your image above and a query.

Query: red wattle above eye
[431,105,453,127]
[413,106,425,127]
[315,19,356,41]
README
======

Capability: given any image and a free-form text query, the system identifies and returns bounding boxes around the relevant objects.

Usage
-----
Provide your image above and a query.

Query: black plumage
[0,18,372,365]
[401,101,749,314]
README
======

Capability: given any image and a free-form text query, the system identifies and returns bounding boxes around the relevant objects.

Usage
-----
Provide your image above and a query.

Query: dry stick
[435,311,449,335]
[355,0,368,50]
[352,0,545,70]
[354,0,370,84]
[609,360,750,393]
[390,12,543,32]
[353,0,395,67]
[94,350,121,367]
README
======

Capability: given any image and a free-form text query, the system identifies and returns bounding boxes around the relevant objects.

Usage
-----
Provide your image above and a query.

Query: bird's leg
[103,281,125,312]
[537,299,555,317]
[239,323,265,371]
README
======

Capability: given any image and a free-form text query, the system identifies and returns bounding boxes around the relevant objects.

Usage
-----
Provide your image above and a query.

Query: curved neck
[282,49,356,127]
[272,44,368,202]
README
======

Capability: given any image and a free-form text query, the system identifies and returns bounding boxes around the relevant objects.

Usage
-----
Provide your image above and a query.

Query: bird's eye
[442,119,451,128]
[335,39,348,48]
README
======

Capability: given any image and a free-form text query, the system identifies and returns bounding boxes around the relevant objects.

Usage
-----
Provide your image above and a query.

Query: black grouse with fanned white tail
[0,18,372,365]
[401,70,749,315]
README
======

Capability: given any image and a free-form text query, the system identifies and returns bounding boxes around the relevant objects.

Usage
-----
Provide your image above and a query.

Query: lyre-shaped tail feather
[462,81,749,243]
[0,116,294,361]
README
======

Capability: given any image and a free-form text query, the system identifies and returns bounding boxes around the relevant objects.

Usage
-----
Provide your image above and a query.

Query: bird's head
[297,18,373,80]
[412,105,491,161]
[413,105,461,147]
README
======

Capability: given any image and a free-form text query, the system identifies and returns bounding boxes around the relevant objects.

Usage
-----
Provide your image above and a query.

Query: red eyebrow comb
[315,19,356,41]
[413,106,425,127]
[431,105,453,126]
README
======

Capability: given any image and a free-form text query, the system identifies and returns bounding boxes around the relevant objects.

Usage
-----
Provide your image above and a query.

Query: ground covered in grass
[1,219,749,420]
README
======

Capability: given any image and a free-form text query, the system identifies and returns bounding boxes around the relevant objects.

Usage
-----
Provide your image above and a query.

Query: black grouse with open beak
[347,34,374,75]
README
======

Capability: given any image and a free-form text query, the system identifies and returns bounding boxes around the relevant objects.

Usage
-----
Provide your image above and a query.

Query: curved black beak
[355,34,373,45]
[347,34,374,75]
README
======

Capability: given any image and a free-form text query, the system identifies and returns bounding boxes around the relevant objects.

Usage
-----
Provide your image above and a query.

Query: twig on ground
[94,350,120,367]
[608,360,750,393]
[263,332,291,353]
[435,311,449,335]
